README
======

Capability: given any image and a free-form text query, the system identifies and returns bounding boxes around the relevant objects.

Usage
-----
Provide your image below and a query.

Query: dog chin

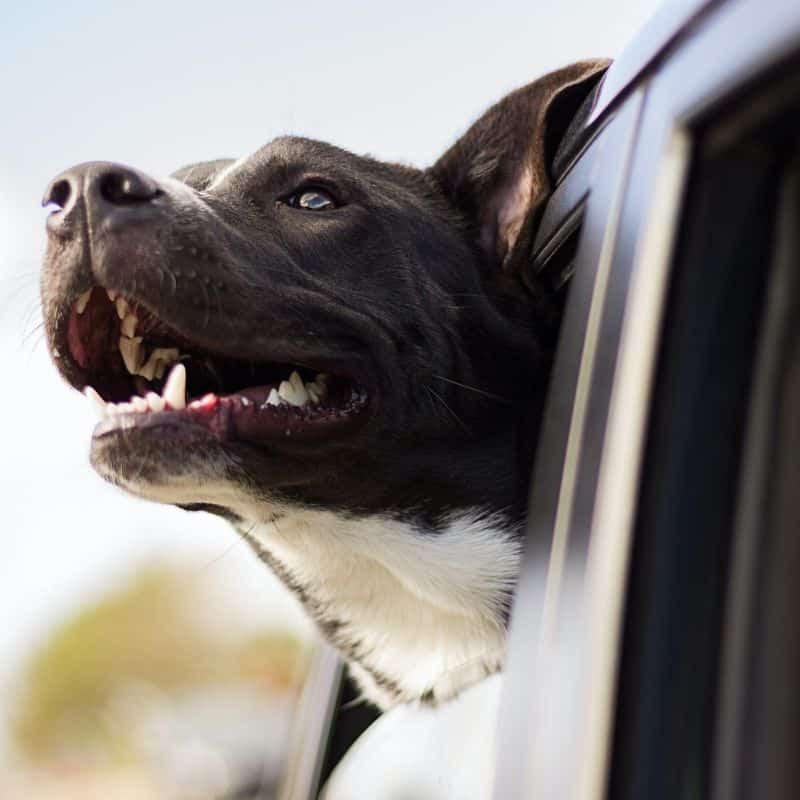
[89,423,247,510]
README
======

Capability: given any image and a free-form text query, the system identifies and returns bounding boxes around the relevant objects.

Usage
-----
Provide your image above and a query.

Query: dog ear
[429,60,609,267]
[171,159,235,191]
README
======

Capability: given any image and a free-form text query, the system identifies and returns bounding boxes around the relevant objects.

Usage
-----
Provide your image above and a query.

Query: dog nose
[43,162,161,235]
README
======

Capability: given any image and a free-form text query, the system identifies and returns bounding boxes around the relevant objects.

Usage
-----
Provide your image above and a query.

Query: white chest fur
[111,468,521,707]
[240,507,521,707]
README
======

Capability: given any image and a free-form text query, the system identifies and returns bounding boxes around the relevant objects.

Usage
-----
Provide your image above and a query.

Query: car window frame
[496,0,800,798]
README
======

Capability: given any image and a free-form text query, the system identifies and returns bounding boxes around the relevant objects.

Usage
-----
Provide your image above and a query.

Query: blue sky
[0,0,661,747]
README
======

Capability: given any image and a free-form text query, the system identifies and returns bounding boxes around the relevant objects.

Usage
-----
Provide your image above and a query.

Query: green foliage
[11,564,306,761]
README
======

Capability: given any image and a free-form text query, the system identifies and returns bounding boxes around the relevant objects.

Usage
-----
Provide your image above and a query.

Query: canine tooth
[266,388,282,407]
[145,392,165,412]
[115,296,129,320]
[278,379,308,407]
[75,289,92,315]
[162,363,186,409]
[131,396,148,413]
[107,289,118,301]
[119,336,144,374]
[120,313,138,338]
[83,386,106,418]
[307,385,321,404]
[137,348,179,381]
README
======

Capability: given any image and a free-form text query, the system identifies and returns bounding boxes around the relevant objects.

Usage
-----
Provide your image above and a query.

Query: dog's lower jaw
[238,507,521,709]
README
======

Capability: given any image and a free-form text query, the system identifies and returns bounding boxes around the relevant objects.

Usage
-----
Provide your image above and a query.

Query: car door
[495,0,800,798]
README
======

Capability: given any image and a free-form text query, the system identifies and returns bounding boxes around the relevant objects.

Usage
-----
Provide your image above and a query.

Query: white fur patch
[108,467,520,707]
[243,506,520,707]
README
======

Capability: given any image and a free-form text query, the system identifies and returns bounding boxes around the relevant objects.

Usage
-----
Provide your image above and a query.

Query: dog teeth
[136,347,180,381]
[83,386,106,419]
[120,312,138,338]
[107,289,118,302]
[306,378,327,403]
[82,364,186,422]
[278,374,309,407]
[119,336,144,374]
[162,363,186,409]
[75,289,93,315]
[83,362,336,426]
[146,392,165,412]
[82,385,172,421]
[117,313,182,381]
[265,371,329,409]
[115,296,129,320]
[277,381,295,404]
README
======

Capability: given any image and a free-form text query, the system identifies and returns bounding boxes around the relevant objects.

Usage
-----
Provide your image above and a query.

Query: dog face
[41,136,542,521]
[40,62,607,706]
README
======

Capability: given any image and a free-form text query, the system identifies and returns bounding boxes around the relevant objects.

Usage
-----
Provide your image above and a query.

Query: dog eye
[288,188,338,211]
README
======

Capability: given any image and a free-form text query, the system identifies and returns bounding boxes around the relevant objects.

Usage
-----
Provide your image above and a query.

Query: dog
[40,60,608,709]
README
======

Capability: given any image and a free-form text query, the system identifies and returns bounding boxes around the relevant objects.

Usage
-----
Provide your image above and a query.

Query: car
[275,0,800,796]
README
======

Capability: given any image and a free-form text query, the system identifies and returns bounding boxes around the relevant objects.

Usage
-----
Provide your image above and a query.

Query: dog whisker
[425,385,472,435]
[432,375,509,405]
[197,538,243,571]
[22,329,47,356]
[21,301,44,341]
[21,320,45,345]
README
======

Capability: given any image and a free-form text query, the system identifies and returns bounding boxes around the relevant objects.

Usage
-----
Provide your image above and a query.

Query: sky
[0,0,662,732]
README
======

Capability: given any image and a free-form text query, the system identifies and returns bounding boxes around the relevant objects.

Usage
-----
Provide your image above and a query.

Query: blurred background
[2,1,660,797]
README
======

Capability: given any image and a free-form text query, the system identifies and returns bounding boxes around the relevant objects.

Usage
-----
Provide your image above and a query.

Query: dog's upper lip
[52,283,373,395]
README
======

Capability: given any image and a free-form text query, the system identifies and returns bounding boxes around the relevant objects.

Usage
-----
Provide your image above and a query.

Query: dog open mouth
[65,286,370,444]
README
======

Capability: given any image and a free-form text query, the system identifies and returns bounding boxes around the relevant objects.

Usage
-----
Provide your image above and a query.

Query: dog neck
[235,504,522,708]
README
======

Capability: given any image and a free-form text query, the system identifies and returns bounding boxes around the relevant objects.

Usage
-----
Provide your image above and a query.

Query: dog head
[40,62,607,525]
